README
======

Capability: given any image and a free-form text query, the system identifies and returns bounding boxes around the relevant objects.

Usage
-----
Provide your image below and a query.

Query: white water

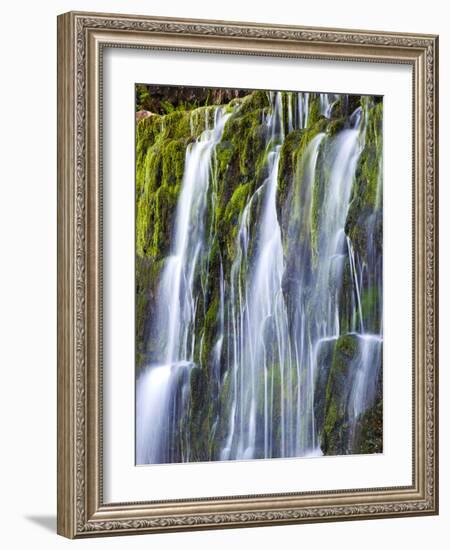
[136,108,230,464]
[136,361,195,464]
[158,108,230,365]
[221,93,294,460]
[349,334,383,420]
[320,93,339,118]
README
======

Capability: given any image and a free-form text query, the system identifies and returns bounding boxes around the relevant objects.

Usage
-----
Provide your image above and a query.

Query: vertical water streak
[320,93,339,118]
[289,132,326,453]
[221,92,295,459]
[136,107,231,464]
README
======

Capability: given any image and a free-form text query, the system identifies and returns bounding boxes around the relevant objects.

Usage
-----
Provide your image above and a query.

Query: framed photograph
[57,11,439,538]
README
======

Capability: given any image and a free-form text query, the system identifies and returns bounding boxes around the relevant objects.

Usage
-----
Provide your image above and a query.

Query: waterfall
[136,362,195,464]
[136,107,231,464]
[349,334,382,421]
[157,108,230,364]
[136,90,383,464]
[319,93,338,118]
[298,92,310,128]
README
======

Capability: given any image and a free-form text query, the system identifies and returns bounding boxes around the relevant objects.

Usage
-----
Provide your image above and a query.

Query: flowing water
[136,108,230,464]
[136,91,383,464]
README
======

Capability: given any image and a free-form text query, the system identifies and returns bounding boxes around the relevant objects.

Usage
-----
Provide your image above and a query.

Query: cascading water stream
[319,93,339,118]
[136,107,231,464]
[220,92,296,460]
[159,108,230,365]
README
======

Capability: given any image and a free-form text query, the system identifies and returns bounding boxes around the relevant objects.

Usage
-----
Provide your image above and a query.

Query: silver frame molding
[57,11,439,539]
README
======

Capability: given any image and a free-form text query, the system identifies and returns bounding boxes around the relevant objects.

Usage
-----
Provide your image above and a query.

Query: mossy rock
[313,339,335,436]
[135,255,154,370]
[345,100,383,262]
[326,117,346,137]
[353,398,383,454]
[187,367,206,460]
[136,115,163,164]
[160,110,192,140]
[200,295,220,366]
[329,95,361,120]
[320,334,358,455]
[189,105,218,135]
[237,90,270,116]
[306,94,322,127]
[220,108,266,179]
[277,129,304,215]
[151,183,181,259]
[161,139,187,188]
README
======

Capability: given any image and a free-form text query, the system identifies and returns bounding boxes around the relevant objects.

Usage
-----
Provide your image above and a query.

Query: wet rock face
[135,87,383,464]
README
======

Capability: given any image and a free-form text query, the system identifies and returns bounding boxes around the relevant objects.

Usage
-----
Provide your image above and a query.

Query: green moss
[135,255,152,370]
[212,371,233,458]
[136,105,208,259]
[237,90,270,116]
[312,340,335,435]
[204,237,221,296]
[221,109,265,178]
[135,256,166,369]
[194,292,220,371]
[161,139,186,188]
[277,129,304,212]
[224,97,244,113]
[205,294,219,330]
[306,94,325,128]
[136,115,163,164]
[310,134,332,259]
[215,141,234,177]
[324,400,338,436]
[310,163,322,257]
[136,147,163,258]
[335,334,358,357]
[224,183,250,226]
[190,105,217,135]
[329,97,345,119]
[329,95,361,120]
[336,256,354,335]
[358,101,383,208]
[219,371,232,412]
[278,117,327,248]
[359,285,380,332]
[213,98,270,268]
[187,367,209,461]
[326,117,346,136]
[345,100,383,261]
[151,183,181,259]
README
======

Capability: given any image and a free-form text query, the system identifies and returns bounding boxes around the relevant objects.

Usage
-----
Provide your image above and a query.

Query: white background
[0,0,447,548]
[104,49,412,502]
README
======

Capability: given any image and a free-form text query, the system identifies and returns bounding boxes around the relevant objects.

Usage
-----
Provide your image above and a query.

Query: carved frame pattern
[57,11,438,538]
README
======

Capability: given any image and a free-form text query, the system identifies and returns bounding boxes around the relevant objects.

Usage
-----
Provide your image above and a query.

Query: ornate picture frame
[57,11,438,538]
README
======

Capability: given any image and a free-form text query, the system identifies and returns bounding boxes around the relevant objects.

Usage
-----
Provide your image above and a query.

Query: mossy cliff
[136,87,383,462]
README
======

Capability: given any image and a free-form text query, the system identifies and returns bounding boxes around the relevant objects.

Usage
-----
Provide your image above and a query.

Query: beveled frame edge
[57,10,439,539]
